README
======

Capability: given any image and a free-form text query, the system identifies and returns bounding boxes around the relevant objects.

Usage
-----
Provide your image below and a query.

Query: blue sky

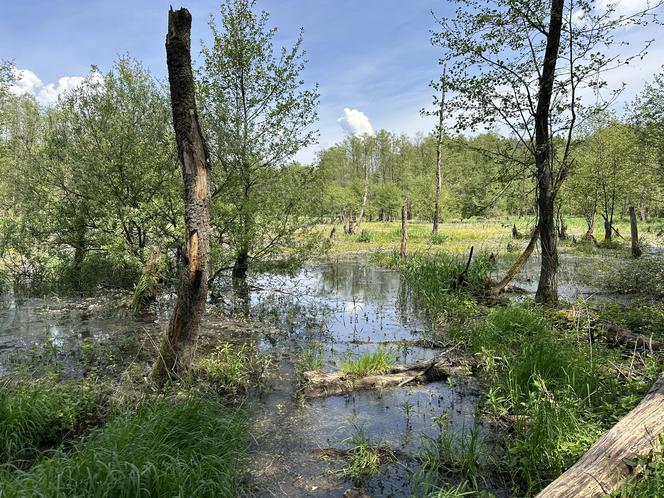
[2,0,663,163]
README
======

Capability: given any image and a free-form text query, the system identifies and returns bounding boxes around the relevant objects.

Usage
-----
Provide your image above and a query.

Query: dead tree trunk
[152,7,211,387]
[432,66,446,235]
[534,0,564,304]
[629,206,642,258]
[490,227,540,295]
[400,202,408,260]
[535,372,664,498]
[354,149,370,233]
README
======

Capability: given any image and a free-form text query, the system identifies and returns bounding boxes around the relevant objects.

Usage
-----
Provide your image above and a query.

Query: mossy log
[535,372,664,498]
[299,355,468,399]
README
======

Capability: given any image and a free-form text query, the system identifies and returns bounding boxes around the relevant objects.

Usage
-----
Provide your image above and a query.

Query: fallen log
[299,355,468,399]
[490,227,539,295]
[535,372,664,498]
[601,322,662,352]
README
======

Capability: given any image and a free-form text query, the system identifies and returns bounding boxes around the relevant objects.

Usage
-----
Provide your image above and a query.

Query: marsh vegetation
[2,0,664,497]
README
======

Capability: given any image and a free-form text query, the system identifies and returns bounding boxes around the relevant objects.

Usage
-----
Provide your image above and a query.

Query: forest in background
[1,0,664,497]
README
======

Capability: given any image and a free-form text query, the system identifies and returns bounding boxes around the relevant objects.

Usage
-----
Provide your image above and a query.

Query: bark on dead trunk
[152,7,211,387]
[400,202,408,260]
[535,372,664,498]
[534,0,564,304]
[629,206,642,258]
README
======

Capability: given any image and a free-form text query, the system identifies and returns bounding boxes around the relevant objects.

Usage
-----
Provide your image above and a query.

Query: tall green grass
[339,347,395,377]
[0,395,247,498]
[373,250,493,330]
[473,305,659,494]
[0,381,101,466]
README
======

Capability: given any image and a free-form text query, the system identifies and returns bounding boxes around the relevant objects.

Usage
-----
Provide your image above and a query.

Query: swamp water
[0,254,633,496]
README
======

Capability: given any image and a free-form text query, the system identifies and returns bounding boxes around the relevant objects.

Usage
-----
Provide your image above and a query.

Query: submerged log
[299,355,468,399]
[535,372,664,498]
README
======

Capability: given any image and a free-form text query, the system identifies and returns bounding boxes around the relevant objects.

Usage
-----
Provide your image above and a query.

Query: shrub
[192,342,270,393]
[357,229,372,243]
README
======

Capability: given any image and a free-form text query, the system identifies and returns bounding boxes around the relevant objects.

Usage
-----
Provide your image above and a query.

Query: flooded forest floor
[1,221,664,497]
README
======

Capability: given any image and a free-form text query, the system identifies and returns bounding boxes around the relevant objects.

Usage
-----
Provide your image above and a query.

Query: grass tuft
[339,347,395,377]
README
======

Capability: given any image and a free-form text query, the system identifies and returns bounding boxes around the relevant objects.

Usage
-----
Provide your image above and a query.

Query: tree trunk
[534,0,564,304]
[583,213,595,241]
[432,67,446,235]
[152,7,211,387]
[355,164,369,232]
[604,219,612,242]
[490,227,539,295]
[535,372,664,498]
[400,202,408,260]
[629,206,642,258]
[232,249,249,280]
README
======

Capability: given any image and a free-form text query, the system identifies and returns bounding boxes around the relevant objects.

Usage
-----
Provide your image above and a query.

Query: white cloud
[338,107,374,136]
[9,69,87,106]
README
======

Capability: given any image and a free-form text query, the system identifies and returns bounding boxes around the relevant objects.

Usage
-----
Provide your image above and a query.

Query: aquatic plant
[192,342,270,394]
[416,416,482,492]
[339,425,395,481]
[339,347,395,378]
[296,344,324,373]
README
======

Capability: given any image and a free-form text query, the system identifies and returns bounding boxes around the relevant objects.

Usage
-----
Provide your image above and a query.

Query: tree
[432,0,661,303]
[199,0,319,281]
[153,7,212,387]
[429,67,446,233]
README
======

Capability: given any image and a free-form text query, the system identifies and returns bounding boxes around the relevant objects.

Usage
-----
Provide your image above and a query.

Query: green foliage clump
[339,425,394,481]
[0,380,101,466]
[598,302,664,341]
[339,347,395,378]
[429,233,449,245]
[296,344,324,374]
[386,251,494,329]
[601,255,664,297]
[473,304,659,494]
[357,229,372,243]
[416,415,482,493]
[0,396,248,498]
[192,342,270,394]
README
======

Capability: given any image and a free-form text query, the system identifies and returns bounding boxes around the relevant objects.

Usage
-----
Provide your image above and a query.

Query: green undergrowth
[192,341,271,394]
[380,252,663,496]
[0,392,248,498]
[337,424,395,481]
[613,437,664,497]
[598,301,664,341]
[371,250,494,330]
[0,379,103,468]
[599,255,664,297]
[415,415,483,494]
[472,304,661,495]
